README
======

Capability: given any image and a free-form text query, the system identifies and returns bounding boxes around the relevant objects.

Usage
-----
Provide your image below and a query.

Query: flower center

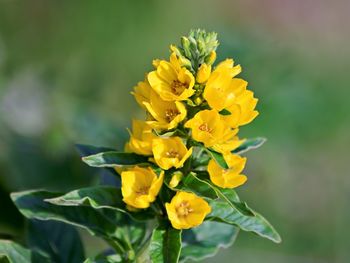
[135,186,150,195]
[165,150,180,158]
[165,109,180,122]
[171,80,186,95]
[198,123,212,132]
[176,201,193,217]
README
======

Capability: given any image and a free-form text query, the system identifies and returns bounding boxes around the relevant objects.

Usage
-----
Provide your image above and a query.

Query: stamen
[176,201,193,217]
[166,150,180,158]
[171,80,186,95]
[198,123,212,132]
[135,186,150,195]
[165,109,180,122]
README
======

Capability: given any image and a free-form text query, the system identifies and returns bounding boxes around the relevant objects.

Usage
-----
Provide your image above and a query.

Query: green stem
[104,238,125,257]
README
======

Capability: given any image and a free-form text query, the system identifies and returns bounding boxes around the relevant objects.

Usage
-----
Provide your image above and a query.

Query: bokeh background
[0,1,349,262]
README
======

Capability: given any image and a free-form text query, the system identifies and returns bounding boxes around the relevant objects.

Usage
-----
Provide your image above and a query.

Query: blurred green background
[0,1,349,262]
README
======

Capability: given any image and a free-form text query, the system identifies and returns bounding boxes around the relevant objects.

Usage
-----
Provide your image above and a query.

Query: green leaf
[233,137,266,154]
[149,225,182,263]
[214,188,255,216]
[76,144,115,157]
[27,220,85,263]
[82,152,149,168]
[11,190,120,239]
[45,186,154,221]
[204,148,228,169]
[180,221,239,262]
[175,172,218,199]
[208,188,281,243]
[0,240,50,263]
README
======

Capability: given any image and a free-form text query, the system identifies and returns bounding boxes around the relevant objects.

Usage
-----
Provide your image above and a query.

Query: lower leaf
[149,225,182,263]
[0,240,50,263]
[180,221,239,262]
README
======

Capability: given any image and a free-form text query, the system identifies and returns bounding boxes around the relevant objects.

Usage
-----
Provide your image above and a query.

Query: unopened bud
[205,51,217,65]
[181,37,191,58]
[196,63,211,83]
[169,171,183,188]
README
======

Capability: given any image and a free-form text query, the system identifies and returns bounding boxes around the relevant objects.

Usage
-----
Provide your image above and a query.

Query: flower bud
[205,50,216,65]
[169,171,183,188]
[196,63,211,84]
[181,36,191,58]
[194,96,203,105]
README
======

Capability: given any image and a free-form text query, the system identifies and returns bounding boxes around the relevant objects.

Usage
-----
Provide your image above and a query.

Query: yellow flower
[185,109,244,153]
[185,110,229,146]
[208,153,247,188]
[132,79,152,110]
[121,167,164,209]
[196,63,211,84]
[224,90,259,128]
[125,120,157,155]
[152,137,193,170]
[203,59,247,111]
[165,191,211,229]
[148,53,195,101]
[144,91,187,131]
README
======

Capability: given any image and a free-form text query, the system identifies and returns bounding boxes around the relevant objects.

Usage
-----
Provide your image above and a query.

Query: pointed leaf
[11,190,120,239]
[233,137,266,154]
[75,144,115,157]
[82,152,149,168]
[175,173,218,199]
[149,225,182,263]
[76,144,121,186]
[208,188,281,243]
[205,149,228,169]
[45,186,154,221]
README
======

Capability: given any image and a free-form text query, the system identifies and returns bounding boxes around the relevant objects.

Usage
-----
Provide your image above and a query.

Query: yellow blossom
[185,109,244,153]
[152,137,193,170]
[125,120,157,155]
[203,59,247,111]
[196,63,211,84]
[121,167,164,209]
[132,79,152,110]
[224,90,259,128]
[185,110,230,146]
[165,191,211,229]
[208,153,247,188]
[148,53,195,101]
[144,91,187,131]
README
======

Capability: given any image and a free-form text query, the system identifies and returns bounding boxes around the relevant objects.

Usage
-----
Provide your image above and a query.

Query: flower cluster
[121,30,258,230]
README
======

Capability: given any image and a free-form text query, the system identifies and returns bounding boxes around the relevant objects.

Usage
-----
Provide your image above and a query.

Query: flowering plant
[1,30,280,263]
